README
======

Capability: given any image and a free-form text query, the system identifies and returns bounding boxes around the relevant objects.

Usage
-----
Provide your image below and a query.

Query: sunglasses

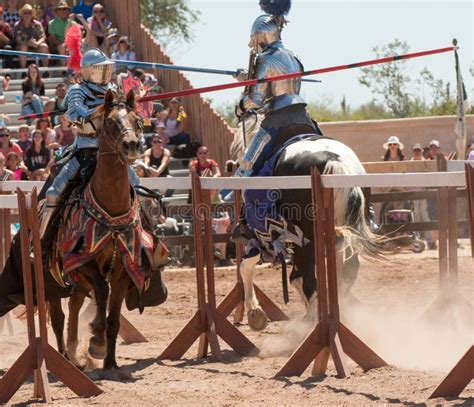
[388,143,398,146]
[22,11,32,15]
[0,134,9,137]
[151,139,161,144]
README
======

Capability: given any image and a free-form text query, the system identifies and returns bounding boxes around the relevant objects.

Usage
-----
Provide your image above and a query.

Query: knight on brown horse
[45,89,166,376]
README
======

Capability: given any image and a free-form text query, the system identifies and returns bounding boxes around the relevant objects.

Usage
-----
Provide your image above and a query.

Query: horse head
[100,89,143,163]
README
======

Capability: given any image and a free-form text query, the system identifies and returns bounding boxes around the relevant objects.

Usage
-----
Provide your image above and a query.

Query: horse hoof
[247,308,268,331]
[88,338,106,360]
[99,367,133,381]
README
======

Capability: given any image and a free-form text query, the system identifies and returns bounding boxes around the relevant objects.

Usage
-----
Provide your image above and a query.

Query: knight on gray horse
[231,0,384,331]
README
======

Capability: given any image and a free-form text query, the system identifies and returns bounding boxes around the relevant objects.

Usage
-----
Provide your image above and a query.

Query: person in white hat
[382,135,405,161]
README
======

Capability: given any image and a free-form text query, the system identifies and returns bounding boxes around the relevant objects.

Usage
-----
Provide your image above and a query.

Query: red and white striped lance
[17,45,456,122]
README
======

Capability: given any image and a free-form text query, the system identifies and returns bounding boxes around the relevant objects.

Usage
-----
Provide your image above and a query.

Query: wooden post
[0,188,102,404]
[465,163,474,258]
[429,345,474,399]
[159,173,258,360]
[275,167,387,378]
[423,162,472,323]
[217,189,288,324]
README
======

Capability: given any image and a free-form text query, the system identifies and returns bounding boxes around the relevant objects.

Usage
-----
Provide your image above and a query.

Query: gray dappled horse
[231,114,384,330]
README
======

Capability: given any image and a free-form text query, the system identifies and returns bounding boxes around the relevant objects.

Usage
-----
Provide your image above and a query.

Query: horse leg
[66,289,87,364]
[240,252,268,331]
[87,268,109,360]
[290,245,318,321]
[48,297,66,356]
[103,270,130,376]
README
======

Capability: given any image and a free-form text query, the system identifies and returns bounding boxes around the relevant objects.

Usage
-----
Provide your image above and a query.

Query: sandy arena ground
[1,242,473,405]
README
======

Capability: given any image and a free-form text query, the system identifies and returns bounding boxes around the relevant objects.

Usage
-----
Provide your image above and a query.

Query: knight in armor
[39,48,140,237]
[234,2,321,177]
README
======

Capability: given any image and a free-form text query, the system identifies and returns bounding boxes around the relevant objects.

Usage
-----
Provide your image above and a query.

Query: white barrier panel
[0,170,468,209]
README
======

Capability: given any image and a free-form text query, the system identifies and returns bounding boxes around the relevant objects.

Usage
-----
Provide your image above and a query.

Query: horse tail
[323,159,386,261]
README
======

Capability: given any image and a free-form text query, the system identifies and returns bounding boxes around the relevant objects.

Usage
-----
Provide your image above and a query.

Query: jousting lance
[17,45,456,122]
[0,49,320,83]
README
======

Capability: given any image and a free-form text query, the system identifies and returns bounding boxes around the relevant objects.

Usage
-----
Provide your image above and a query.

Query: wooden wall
[320,115,474,162]
[100,0,236,169]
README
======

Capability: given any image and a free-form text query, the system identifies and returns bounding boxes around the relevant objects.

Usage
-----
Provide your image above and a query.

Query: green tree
[141,0,200,47]
[358,39,413,118]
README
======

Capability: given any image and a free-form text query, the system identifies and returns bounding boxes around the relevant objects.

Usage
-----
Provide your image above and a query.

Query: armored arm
[240,54,270,111]
[62,85,98,124]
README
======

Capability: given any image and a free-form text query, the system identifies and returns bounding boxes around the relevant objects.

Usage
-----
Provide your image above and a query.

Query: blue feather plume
[259,0,291,16]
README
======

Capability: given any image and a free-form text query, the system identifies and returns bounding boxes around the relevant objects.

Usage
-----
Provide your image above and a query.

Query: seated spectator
[21,64,45,124]
[24,129,52,180]
[13,4,49,68]
[42,0,56,30]
[0,114,10,127]
[35,117,58,149]
[0,7,14,69]
[6,151,28,180]
[134,69,160,94]
[134,160,148,178]
[0,126,23,157]
[0,73,11,104]
[73,0,96,22]
[2,0,20,29]
[427,139,447,160]
[111,36,136,71]
[44,82,67,126]
[54,114,76,148]
[422,146,431,160]
[84,3,111,53]
[190,146,221,177]
[143,134,171,177]
[48,1,74,65]
[411,143,424,161]
[0,152,14,180]
[106,27,119,55]
[161,97,191,146]
[382,136,405,161]
[467,144,474,161]
[16,124,32,155]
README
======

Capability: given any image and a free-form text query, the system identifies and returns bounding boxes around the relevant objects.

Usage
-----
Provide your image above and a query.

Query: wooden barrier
[0,189,102,404]
[429,347,474,398]
[216,189,288,324]
[466,163,474,258]
[0,183,146,346]
[275,168,387,377]
[428,165,474,398]
[159,172,258,360]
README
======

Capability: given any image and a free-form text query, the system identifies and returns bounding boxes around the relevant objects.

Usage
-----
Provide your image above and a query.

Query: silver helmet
[80,48,115,84]
[249,14,281,52]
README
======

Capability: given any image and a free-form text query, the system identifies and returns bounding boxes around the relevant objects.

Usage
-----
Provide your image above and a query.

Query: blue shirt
[72,1,97,21]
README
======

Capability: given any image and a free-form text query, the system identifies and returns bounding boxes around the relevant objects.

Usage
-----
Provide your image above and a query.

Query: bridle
[96,101,142,164]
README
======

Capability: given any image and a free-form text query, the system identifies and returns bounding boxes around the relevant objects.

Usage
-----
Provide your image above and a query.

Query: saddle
[40,149,168,313]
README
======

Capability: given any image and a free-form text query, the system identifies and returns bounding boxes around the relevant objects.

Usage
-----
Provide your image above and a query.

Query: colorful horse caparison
[47,90,156,377]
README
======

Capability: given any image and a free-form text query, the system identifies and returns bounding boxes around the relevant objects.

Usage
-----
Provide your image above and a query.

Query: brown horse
[48,89,144,378]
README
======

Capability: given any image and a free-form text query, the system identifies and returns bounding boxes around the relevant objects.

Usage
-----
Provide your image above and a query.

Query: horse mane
[230,113,264,161]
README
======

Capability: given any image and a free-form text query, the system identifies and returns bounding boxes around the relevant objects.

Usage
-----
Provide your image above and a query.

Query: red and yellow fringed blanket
[59,184,154,292]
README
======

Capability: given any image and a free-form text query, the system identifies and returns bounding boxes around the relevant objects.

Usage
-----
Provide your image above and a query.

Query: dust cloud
[256,287,473,373]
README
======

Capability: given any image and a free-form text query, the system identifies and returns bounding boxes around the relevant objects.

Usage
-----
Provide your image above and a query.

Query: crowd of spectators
[380,135,474,251]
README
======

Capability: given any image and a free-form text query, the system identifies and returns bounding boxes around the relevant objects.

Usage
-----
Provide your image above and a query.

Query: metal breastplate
[243,42,306,114]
